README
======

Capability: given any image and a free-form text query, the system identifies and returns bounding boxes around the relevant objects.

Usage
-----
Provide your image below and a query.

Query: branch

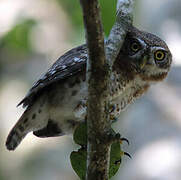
[80,1,109,179]
[106,0,134,67]
[79,0,134,179]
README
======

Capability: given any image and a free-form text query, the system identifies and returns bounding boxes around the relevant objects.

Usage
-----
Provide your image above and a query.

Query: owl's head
[117,26,172,82]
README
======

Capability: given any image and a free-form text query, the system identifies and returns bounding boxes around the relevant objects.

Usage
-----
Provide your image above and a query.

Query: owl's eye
[154,50,165,61]
[130,42,140,53]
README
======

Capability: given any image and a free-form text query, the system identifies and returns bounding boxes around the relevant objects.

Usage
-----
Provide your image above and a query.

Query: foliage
[56,0,117,37]
[70,123,123,179]
[0,19,36,56]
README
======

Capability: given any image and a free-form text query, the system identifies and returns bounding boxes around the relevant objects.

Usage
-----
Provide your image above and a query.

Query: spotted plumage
[6,26,172,150]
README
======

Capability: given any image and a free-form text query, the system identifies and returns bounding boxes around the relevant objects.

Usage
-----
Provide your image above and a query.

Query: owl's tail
[6,104,48,151]
[6,109,32,150]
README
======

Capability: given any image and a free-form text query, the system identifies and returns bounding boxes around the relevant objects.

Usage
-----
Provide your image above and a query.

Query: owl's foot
[120,137,130,145]
[109,132,131,164]
[109,104,116,113]
[114,151,132,165]
[111,132,129,145]
[110,115,118,123]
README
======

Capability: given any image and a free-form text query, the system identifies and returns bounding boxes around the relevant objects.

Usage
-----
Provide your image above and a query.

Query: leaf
[70,148,87,180]
[71,123,123,179]
[109,142,121,178]
[73,123,87,146]
[70,143,122,179]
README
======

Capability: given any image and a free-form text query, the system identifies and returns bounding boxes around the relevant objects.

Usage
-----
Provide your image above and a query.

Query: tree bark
[79,0,134,179]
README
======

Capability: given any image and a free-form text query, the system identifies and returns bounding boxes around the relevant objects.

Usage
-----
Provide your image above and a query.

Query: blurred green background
[1,0,181,180]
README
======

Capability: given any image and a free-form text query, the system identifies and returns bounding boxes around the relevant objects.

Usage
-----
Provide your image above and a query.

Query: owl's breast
[46,72,149,133]
[110,76,150,119]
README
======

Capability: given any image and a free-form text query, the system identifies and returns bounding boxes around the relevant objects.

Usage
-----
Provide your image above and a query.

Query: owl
[6,26,172,150]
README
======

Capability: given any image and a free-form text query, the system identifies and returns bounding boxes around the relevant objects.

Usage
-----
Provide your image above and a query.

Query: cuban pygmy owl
[6,26,172,150]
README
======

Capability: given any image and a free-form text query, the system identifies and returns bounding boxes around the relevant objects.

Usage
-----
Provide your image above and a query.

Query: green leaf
[70,148,87,180]
[109,142,121,178]
[71,123,123,179]
[70,143,122,179]
[73,123,87,146]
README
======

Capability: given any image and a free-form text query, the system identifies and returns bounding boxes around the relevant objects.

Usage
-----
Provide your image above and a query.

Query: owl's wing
[18,44,87,108]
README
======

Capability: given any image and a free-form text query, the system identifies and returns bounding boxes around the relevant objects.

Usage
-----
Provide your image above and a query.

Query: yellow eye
[154,50,165,61]
[131,42,140,52]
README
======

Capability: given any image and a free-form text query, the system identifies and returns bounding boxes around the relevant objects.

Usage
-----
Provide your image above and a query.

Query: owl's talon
[110,117,118,123]
[111,133,129,145]
[120,137,129,145]
[123,152,132,159]
[109,104,116,113]
[114,159,122,165]
[114,151,132,165]
[110,114,117,122]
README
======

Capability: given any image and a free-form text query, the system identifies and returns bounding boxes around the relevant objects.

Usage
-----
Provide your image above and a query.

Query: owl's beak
[140,55,148,69]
